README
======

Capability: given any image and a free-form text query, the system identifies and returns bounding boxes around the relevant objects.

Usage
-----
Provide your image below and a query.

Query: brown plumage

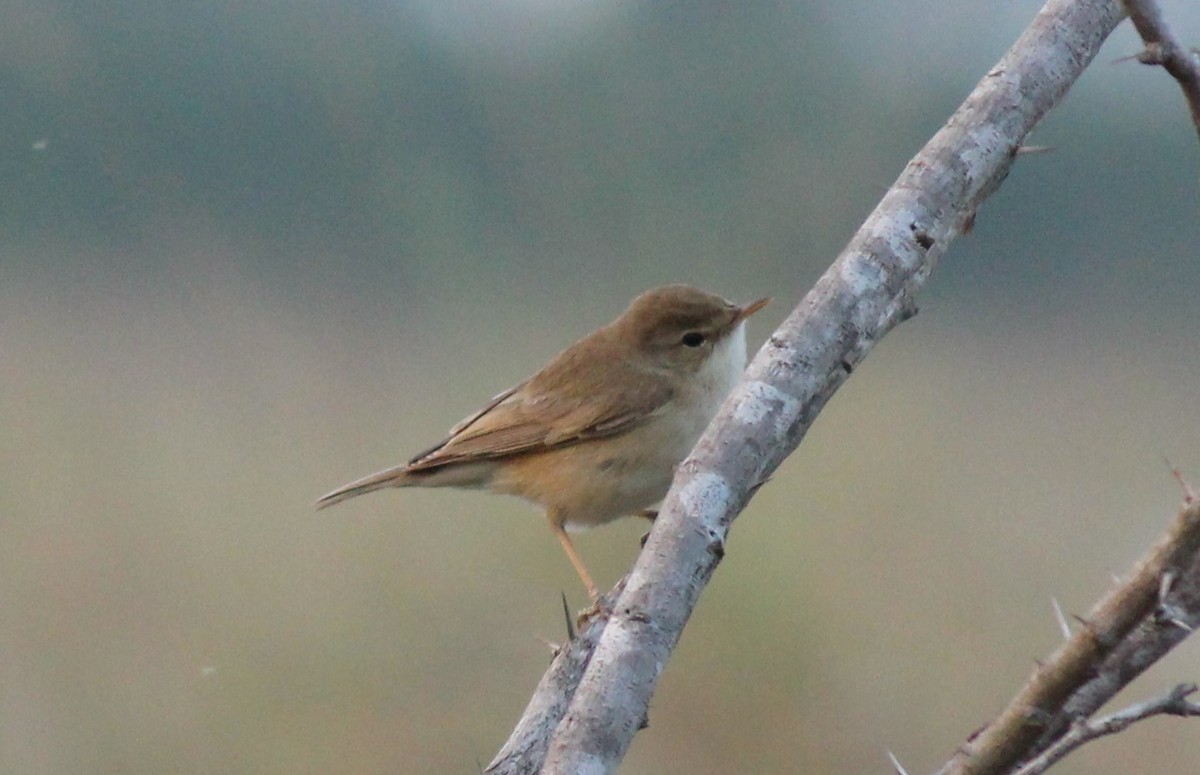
[317,284,768,598]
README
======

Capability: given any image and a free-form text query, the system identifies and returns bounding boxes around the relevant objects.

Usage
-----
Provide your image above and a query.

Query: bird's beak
[734,296,771,324]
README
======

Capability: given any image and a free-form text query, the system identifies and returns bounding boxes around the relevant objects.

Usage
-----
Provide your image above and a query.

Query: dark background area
[3,1,1199,772]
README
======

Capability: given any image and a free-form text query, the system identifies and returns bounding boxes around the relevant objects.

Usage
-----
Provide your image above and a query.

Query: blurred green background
[4,1,1200,773]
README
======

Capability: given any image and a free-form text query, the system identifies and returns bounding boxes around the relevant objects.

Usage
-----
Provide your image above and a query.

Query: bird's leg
[549,518,599,601]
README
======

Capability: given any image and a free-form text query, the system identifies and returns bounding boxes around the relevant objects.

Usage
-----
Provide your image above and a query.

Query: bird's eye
[680,331,706,348]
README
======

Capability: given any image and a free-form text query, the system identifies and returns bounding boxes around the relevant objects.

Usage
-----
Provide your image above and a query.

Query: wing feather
[406,338,673,470]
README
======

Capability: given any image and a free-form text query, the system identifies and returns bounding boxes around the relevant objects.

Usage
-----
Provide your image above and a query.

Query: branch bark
[485,589,615,775]
[487,0,1132,771]
[1121,0,1200,138]
[1012,683,1200,775]
[939,499,1200,775]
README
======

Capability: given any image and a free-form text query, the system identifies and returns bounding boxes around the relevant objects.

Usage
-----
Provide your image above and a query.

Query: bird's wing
[406,356,673,470]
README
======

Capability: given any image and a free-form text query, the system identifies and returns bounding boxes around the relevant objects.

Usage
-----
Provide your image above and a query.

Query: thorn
[887,750,911,775]
[561,591,576,642]
[748,475,773,495]
[1159,571,1176,604]
[1168,617,1194,633]
[1173,683,1199,700]
[1163,455,1198,503]
[1070,613,1095,633]
[1110,571,1122,585]
[1051,597,1071,639]
[535,635,563,655]
[1015,144,1054,155]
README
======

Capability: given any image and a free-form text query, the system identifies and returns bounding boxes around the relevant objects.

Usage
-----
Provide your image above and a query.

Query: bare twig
[1012,683,1200,775]
[1121,0,1200,139]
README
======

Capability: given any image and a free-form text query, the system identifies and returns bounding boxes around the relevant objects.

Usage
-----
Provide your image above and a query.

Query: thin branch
[1023,523,1200,757]
[520,1,1130,773]
[1121,0,1200,139]
[940,500,1200,775]
[1011,684,1200,775]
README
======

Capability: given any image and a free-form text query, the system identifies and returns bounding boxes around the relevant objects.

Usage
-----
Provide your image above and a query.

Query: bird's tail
[315,463,415,510]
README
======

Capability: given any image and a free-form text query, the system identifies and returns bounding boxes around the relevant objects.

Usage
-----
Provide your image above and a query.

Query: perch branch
[521,1,1130,773]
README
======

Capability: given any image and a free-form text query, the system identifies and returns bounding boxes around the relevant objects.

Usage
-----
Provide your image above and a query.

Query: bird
[316,284,769,600]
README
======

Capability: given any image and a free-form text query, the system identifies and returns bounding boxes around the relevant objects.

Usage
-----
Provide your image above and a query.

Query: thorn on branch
[1051,597,1072,639]
[1165,613,1193,632]
[1152,572,1195,631]
[748,475,773,496]
[561,591,576,642]
[887,750,911,775]
[1163,455,1198,503]
[1158,570,1176,603]
[1069,613,1098,638]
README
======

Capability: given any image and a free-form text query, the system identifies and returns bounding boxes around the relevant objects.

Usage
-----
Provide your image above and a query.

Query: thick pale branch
[1121,0,1200,138]
[527,1,1128,773]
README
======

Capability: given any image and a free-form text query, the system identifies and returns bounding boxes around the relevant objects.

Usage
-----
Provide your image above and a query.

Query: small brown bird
[317,285,769,599]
